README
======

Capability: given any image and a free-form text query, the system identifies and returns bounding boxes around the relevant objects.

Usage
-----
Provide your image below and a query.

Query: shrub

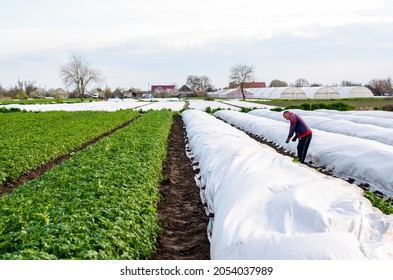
[240,107,258,113]
[285,102,355,111]
[382,104,393,111]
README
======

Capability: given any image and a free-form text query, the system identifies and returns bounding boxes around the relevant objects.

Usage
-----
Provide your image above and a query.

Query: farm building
[151,84,176,92]
[209,88,253,98]
[243,88,265,98]
[242,81,266,88]
[261,87,307,99]
[178,85,196,97]
[209,87,306,99]
[334,86,374,98]
[226,89,253,99]
[209,86,374,99]
[301,87,341,99]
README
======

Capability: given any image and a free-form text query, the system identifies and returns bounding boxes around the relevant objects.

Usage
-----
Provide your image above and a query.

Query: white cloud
[1,0,392,88]
[1,0,391,56]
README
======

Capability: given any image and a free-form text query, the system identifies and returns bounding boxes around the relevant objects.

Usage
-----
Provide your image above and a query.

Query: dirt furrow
[151,114,210,260]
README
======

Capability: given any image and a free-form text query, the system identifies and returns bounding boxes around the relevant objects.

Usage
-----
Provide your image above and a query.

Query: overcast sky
[0,0,392,90]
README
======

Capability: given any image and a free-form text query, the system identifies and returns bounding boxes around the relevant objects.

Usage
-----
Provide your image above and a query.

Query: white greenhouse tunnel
[208,86,374,99]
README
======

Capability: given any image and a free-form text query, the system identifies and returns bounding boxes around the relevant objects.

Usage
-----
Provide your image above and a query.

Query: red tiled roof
[151,85,176,91]
[243,82,266,88]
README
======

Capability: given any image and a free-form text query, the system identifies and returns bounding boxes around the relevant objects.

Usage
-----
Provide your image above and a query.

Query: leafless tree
[367,78,390,96]
[186,75,213,92]
[340,80,361,87]
[0,84,7,98]
[229,63,255,100]
[59,55,103,101]
[293,78,309,87]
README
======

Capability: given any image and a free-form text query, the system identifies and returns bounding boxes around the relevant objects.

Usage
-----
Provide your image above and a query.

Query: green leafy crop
[0,110,173,259]
[0,110,139,185]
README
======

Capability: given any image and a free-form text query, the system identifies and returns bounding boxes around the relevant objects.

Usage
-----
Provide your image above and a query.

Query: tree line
[1,58,392,101]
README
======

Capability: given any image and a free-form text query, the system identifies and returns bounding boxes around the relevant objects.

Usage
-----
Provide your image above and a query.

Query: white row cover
[314,108,393,119]
[187,100,240,111]
[249,109,393,146]
[182,109,393,259]
[216,110,393,197]
[208,86,373,99]
[1,98,272,112]
[1,99,185,112]
[309,109,393,129]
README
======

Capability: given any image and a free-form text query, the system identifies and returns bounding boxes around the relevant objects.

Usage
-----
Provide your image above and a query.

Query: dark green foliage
[0,107,23,113]
[285,102,355,111]
[240,107,259,113]
[0,110,173,259]
[363,190,393,215]
[0,110,139,185]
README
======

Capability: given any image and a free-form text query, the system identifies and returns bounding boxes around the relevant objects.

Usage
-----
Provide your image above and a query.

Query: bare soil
[150,114,210,260]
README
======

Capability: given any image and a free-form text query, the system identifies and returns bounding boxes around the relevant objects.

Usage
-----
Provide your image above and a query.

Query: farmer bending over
[283,110,312,164]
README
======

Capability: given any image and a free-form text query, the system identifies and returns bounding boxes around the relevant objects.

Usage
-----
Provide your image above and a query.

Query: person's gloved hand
[285,138,290,144]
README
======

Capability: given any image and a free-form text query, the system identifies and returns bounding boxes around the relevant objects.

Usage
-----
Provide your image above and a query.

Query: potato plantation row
[0,110,140,185]
[0,110,173,259]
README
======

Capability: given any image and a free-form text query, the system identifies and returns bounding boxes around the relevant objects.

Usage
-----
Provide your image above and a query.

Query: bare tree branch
[59,55,103,101]
[229,63,255,100]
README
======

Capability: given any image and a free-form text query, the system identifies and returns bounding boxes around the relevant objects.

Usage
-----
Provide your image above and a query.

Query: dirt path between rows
[150,114,210,260]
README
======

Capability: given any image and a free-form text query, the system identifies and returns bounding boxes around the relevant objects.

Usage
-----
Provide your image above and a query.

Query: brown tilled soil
[150,114,210,260]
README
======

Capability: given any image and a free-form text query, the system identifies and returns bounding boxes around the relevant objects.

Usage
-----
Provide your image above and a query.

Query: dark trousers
[297,134,312,163]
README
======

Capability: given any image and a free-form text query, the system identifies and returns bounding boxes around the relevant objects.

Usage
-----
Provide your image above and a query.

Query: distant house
[228,81,266,89]
[243,82,266,88]
[151,85,176,92]
[151,84,177,97]
[178,85,196,97]
[122,89,143,99]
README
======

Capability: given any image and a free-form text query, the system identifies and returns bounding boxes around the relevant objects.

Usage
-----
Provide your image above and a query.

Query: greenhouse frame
[208,86,373,99]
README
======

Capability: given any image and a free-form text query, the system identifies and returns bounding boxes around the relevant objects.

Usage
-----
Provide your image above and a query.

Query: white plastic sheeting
[182,109,393,259]
[188,100,240,111]
[301,87,340,99]
[249,109,393,146]
[216,110,393,196]
[1,98,267,112]
[218,100,276,110]
[208,86,373,99]
[1,99,182,112]
[334,86,374,98]
[311,109,393,129]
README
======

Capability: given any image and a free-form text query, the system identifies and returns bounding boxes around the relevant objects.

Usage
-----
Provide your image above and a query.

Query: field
[1,98,393,260]
[0,110,139,186]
